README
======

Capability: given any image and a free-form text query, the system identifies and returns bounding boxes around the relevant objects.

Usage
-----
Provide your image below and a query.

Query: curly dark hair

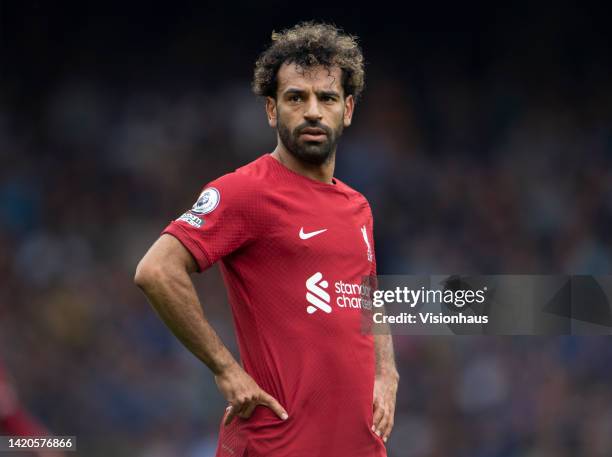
[253,21,365,101]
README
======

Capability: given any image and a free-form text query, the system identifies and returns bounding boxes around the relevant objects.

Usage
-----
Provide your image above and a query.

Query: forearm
[137,266,238,375]
[374,334,399,380]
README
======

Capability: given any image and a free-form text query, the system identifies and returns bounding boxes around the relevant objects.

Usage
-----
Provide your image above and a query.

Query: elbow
[134,258,163,291]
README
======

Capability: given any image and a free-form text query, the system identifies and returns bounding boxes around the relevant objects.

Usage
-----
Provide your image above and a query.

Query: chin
[295,146,333,165]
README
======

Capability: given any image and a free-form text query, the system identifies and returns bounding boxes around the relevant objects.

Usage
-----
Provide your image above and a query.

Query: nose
[303,97,323,121]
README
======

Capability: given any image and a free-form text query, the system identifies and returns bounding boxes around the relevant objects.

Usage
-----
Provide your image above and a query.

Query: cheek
[278,106,299,125]
[277,112,298,135]
[330,106,346,125]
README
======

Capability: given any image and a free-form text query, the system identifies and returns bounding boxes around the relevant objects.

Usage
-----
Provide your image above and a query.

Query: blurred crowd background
[1,2,612,456]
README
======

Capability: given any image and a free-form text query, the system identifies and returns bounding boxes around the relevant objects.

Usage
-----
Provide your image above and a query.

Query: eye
[288,94,302,102]
[322,95,337,103]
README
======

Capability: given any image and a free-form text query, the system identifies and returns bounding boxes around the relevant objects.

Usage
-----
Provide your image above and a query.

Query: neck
[271,142,336,184]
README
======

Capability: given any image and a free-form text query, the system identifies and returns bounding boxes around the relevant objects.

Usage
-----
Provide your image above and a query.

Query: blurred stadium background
[1,2,612,456]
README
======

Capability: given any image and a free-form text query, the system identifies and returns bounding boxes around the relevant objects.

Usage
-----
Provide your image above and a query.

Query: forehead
[276,62,343,94]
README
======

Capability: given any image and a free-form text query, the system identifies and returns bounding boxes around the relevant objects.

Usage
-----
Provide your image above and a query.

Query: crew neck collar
[265,153,343,191]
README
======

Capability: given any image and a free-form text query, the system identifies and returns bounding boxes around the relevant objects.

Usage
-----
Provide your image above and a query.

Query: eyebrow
[283,88,341,98]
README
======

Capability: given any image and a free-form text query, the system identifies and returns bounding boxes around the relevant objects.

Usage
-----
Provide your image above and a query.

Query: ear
[343,94,355,128]
[265,97,277,128]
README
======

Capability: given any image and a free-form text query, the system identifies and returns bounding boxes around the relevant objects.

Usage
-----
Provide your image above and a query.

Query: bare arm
[375,334,399,379]
[372,333,399,443]
[134,234,236,374]
[134,234,288,423]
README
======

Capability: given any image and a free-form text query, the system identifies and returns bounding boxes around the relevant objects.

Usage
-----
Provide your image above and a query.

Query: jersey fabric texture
[163,153,386,457]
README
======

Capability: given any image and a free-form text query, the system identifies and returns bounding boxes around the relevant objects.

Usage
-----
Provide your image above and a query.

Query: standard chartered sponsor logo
[306,273,371,314]
[306,272,332,314]
[335,280,372,309]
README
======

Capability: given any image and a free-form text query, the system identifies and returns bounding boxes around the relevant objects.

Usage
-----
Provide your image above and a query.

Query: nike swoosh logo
[299,227,328,240]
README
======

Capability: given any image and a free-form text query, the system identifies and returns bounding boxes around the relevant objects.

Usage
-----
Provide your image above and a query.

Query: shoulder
[207,154,270,190]
[334,177,373,215]
[209,154,268,187]
[196,155,272,211]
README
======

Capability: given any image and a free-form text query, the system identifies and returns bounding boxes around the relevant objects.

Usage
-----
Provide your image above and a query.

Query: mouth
[299,128,327,142]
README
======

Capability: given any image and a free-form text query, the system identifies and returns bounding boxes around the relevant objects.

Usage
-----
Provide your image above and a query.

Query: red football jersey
[163,153,385,457]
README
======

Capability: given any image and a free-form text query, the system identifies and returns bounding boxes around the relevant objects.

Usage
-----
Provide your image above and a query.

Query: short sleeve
[162,172,259,272]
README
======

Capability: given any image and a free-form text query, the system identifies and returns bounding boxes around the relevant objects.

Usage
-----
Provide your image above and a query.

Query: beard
[277,115,344,166]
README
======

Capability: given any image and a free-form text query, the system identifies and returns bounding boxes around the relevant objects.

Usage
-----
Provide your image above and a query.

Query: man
[135,21,398,457]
